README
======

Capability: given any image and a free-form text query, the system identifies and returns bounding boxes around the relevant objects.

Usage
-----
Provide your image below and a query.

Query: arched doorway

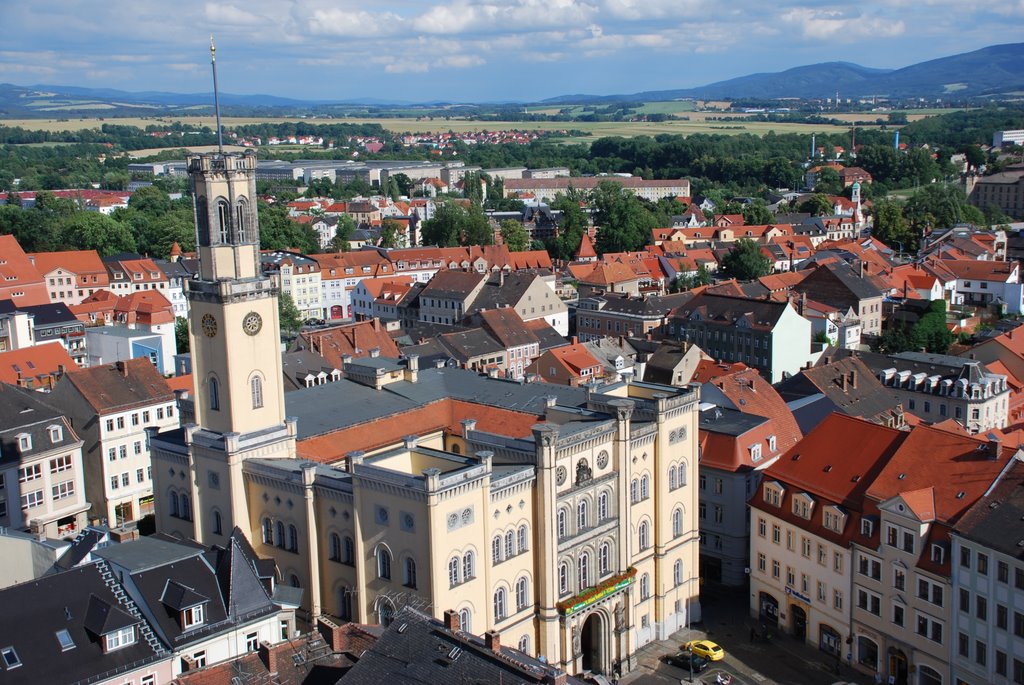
[580,612,606,674]
[791,605,807,641]
[888,647,908,685]
[917,665,941,685]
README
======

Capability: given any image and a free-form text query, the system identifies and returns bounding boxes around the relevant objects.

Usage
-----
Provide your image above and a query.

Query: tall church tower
[177,150,297,545]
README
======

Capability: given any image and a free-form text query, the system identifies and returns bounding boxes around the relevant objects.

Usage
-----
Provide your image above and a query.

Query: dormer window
[105,626,136,652]
[931,544,945,564]
[767,435,777,452]
[823,506,845,533]
[48,425,63,443]
[750,443,762,462]
[16,433,31,452]
[861,518,874,537]
[792,493,814,519]
[763,481,784,507]
[182,604,204,629]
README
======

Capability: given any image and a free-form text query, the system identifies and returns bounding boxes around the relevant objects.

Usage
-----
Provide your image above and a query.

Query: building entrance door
[580,612,606,674]
[888,647,908,685]
[791,605,807,641]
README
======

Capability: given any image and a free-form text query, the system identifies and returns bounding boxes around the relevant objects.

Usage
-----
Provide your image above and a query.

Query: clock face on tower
[242,312,263,336]
[201,314,218,338]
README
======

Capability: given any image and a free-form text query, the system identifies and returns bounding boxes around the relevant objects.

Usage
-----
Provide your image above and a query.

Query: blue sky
[1,1,1019,103]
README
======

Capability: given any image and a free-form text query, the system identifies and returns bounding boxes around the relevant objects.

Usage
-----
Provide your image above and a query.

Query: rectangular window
[183,605,204,629]
[20,490,43,510]
[105,626,136,651]
[121,473,130,487]
[978,553,989,575]
[997,604,1008,630]
[106,419,115,432]
[110,476,119,490]
[757,553,766,572]
[131,413,139,426]
[18,464,41,483]
[116,417,125,430]
[108,447,116,462]
[246,632,259,652]
[50,455,72,473]
[998,561,1009,583]
[141,676,156,685]
[893,604,904,627]
[51,481,75,500]
[119,445,127,459]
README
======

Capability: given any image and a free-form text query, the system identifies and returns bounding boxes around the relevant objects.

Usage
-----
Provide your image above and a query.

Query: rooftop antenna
[210,35,224,153]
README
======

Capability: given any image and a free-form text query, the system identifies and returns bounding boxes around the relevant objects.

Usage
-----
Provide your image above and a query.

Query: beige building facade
[150,150,702,679]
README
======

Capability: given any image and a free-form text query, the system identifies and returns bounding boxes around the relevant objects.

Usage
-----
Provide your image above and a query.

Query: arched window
[262,517,273,544]
[638,520,650,551]
[674,559,683,586]
[558,562,569,595]
[288,525,299,552]
[212,510,222,535]
[343,536,354,565]
[209,377,220,411]
[494,587,507,621]
[578,552,591,589]
[599,542,611,575]
[598,491,609,521]
[640,474,650,500]
[640,573,650,600]
[275,521,285,548]
[557,509,567,538]
[251,375,264,409]
[216,199,230,243]
[449,557,460,587]
[458,608,472,633]
[377,547,392,580]
[180,494,191,521]
[169,491,180,518]
[338,588,353,621]
[518,634,530,655]
[329,533,341,562]
[673,507,683,538]
[290,574,300,588]
[492,536,502,564]
[505,531,515,558]
[196,197,210,247]
[463,551,475,580]
[630,479,639,503]
[404,557,417,589]
[577,500,589,530]
[517,525,528,553]
[235,198,249,243]
[678,461,687,486]
[669,464,678,490]
[917,665,941,685]
[512,577,528,610]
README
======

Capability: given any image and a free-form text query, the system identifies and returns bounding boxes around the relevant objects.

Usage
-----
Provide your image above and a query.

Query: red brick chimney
[850,370,858,389]
[317,617,348,652]
[484,630,501,653]
[443,609,461,632]
[258,641,279,674]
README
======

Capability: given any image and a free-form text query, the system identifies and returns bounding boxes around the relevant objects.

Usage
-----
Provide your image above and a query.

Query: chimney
[543,673,569,685]
[258,641,279,674]
[461,418,477,437]
[372,318,381,332]
[443,609,461,632]
[484,630,501,653]
[571,336,578,345]
[988,433,1002,460]
[116,360,128,376]
[317,617,348,652]
[406,354,419,383]
[841,374,848,392]
[799,291,806,317]
[849,369,857,389]
[859,260,865,278]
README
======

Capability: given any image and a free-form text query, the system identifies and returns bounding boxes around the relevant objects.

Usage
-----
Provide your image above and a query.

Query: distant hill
[0,42,1022,118]
[542,43,1024,103]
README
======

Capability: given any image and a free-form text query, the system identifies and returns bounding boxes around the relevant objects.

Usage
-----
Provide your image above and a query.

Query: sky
[1,1,1021,103]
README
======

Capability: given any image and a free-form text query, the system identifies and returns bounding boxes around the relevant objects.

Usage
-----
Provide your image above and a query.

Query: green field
[0,101,949,143]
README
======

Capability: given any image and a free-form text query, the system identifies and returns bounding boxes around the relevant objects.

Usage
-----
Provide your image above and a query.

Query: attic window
[1,647,20,669]
[860,519,874,537]
[55,629,75,651]
[105,626,136,652]
[182,605,204,629]
[49,425,63,443]
[931,545,945,564]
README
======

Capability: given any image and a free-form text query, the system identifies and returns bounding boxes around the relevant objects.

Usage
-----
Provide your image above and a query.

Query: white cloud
[781,8,905,40]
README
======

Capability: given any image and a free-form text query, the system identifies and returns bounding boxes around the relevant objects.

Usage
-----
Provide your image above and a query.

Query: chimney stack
[443,609,461,632]
[988,433,1002,460]
[116,360,128,377]
[841,374,849,392]
[258,641,279,674]
[850,369,857,389]
[484,630,501,653]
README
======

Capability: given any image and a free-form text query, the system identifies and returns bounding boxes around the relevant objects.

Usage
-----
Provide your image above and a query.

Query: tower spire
[210,35,224,153]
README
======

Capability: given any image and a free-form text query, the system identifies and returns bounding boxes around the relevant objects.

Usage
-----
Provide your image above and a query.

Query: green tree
[128,185,172,216]
[872,198,913,251]
[719,238,771,280]
[813,167,843,195]
[258,201,318,253]
[391,173,413,197]
[914,300,952,354]
[592,181,656,253]
[420,202,464,247]
[742,200,774,225]
[500,219,530,252]
[278,292,303,339]
[58,212,136,255]
[798,193,834,217]
[327,214,356,252]
[379,218,403,248]
[175,317,190,354]
[460,204,494,246]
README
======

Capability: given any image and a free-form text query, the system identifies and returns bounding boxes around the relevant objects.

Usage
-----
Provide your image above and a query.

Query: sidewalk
[622,583,865,685]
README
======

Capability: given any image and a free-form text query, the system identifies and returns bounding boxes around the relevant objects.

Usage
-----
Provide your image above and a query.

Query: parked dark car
[662,651,710,673]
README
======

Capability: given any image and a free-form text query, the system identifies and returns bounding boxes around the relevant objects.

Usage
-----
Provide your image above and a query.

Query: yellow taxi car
[682,639,725,661]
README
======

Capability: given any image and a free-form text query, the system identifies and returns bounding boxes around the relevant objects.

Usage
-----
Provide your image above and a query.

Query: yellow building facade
[151,151,702,678]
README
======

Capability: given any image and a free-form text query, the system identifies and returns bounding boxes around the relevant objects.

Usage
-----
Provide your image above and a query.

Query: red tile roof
[0,236,48,306]
[701,363,803,453]
[59,357,173,413]
[296,319,400,368]
[0,342,76,388]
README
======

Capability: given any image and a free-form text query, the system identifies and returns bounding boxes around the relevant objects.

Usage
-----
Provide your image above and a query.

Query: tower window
[209,377,220,411]
[236,199,248,243]
[251,375,264,409]
[217,200,229,244]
